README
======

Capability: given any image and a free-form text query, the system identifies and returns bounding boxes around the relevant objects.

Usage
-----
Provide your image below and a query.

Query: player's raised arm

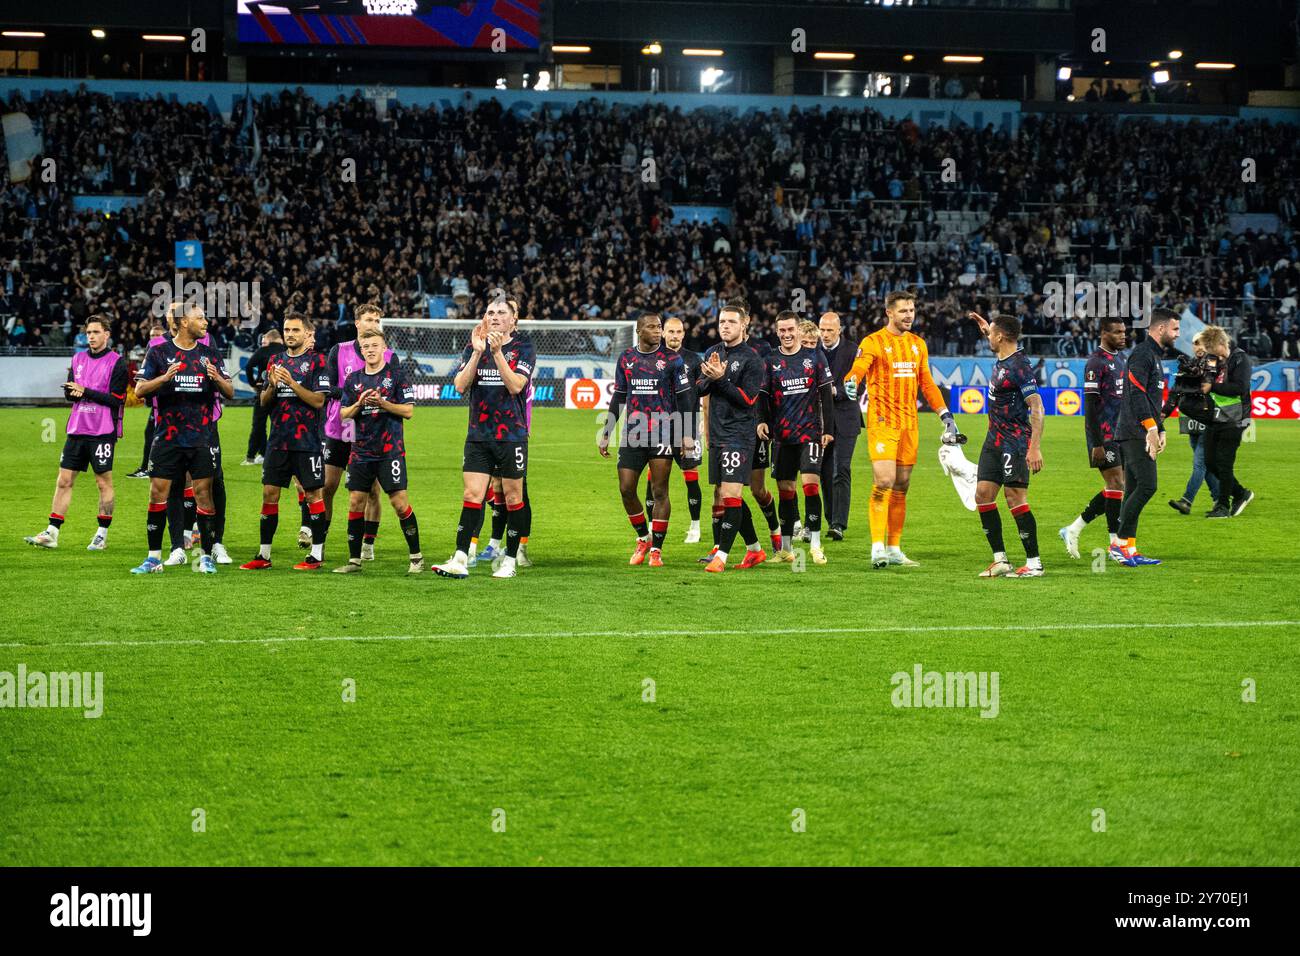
[452,338,482,396]
[490,332,529,395]
[204,355,235,401]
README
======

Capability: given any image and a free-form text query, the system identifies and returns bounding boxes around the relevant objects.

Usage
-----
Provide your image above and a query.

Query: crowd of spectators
[2,85,1298,362]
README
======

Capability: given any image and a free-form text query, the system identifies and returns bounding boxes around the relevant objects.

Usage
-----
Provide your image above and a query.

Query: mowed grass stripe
[1,619,1297,650]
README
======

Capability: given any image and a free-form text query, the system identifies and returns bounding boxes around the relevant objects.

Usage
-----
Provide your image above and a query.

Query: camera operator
[1113,308,1180,565]
[1165,332,1221,515]
[1198,326,1255,518]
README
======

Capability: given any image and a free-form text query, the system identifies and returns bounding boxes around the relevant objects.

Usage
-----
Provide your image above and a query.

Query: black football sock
[505,502,526,558]
[48,513,65,530]
[1011,503,1039,560]
[489,499,506,542]
[307,500,326,558]
[738,499,759,547]
[471,492,489,540]
[651,518,667,552]
[803,482,822,533]
[363,519,379,545]
[755,490,779,532]
[628,510,648,540]
[347,511,365,560]
[711,504,724,547]
[683,470,702,522]
[146,502,166,553]
[718,497,743,555]
[196,507,215,555]
[398,506,420,556]
[1103,489,1123,536]
[644,477,655,525]
[96,513,112,531]
[778,490,798,543]
[259,503,278,552]
[298,491,310,528]
[165,482,186,550]
[455,501,481,555]
[1079,491,1105,524]
[212,470,227,541]
[977,502,1005,555]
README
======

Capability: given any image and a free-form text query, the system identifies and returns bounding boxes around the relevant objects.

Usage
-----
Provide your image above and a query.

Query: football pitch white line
[0,619,1295,651]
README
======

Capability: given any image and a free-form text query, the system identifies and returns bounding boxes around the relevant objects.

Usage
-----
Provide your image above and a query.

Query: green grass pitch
[2,405,1297,866]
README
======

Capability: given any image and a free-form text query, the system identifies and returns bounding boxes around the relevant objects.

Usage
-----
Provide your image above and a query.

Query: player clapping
[697,304,767,572]
[333,328,422,574]
[238,313,331,571]
[433,293,535,580]
[130,304,233,574]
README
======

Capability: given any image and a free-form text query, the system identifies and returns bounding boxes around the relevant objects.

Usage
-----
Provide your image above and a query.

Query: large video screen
[235,1,540,50]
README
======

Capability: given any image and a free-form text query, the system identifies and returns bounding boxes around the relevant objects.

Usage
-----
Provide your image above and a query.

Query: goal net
[381,319,636,406]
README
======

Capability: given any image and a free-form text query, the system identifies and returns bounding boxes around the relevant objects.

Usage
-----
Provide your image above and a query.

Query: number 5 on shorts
[515,446,525,471]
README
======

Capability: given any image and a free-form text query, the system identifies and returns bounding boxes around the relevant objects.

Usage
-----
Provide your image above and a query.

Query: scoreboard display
[234,1,541,51]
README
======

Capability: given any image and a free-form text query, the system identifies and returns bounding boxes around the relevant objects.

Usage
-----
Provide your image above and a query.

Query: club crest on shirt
[803,358,813,370]
[655,359,666,371]
[730,361,739,372]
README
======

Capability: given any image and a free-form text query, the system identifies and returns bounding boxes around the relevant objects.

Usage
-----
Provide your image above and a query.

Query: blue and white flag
[176,240,205,270]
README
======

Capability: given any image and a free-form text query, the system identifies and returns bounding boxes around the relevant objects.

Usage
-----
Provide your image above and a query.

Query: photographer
[1199,326,1255,518]
[1165,332,1221,515]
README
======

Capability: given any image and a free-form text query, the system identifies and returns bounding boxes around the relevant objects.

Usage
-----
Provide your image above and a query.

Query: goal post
[380,318,636,407]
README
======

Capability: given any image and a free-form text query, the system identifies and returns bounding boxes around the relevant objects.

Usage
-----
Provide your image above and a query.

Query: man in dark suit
[819,312,863,539]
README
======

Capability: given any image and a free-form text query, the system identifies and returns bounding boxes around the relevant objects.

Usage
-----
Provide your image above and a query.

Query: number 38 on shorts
[708,444,754,484]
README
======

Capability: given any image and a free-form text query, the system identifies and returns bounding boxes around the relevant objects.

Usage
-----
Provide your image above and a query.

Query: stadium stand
[2,88,1297,360]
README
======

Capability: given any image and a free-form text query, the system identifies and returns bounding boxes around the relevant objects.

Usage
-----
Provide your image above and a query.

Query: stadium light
[142,34,186,42]
[91,29,106,39]
[1152,70,1170,84]
[1057,67,1071,81]
[902,54,914,62]
[943,55,984,64]
[2,31,45,38]
[683,49,723,57]
[1168,50,1183,60]
[641,41,662,55]
[1195,62,1235,70]
[552,45,590,54]
[1149,61,1160,68]
[814,52,855,61]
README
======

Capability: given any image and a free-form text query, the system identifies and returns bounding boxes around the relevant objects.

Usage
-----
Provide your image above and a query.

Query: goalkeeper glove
[940,410,966,445]
[843,378,858,401]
